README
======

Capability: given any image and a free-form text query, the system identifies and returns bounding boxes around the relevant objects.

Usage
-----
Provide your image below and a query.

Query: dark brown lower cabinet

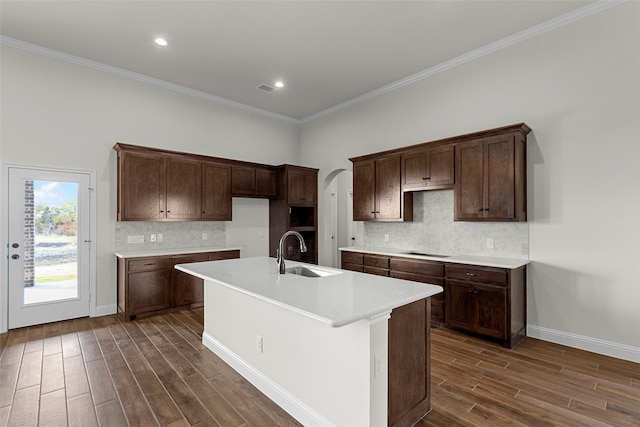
[445,264,525,348]
[341,250,526,348]
[171,253,210,307]
[388,298,431,427]
[118,250,240,321]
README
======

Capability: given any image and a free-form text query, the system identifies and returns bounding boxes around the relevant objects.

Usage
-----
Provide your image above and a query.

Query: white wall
[0,46,299,326]
[301,3,640,355]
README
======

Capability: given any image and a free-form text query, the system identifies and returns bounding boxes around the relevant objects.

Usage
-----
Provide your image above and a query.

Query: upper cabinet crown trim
[348,123,531,162]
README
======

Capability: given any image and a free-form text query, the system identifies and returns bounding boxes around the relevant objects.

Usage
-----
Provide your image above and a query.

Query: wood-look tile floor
[0,309,638,426]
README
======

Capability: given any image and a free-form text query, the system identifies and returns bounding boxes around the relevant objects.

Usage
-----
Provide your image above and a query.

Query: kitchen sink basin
[403,251,450,258]
[285,266,342,278]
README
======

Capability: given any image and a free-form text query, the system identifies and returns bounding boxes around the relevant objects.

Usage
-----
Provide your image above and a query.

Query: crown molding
[1,0,625,125]
[0,35,300,124]
[300,0,626,123]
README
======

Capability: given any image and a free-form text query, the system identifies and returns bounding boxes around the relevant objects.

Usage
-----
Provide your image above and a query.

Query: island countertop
[175,256,442,327]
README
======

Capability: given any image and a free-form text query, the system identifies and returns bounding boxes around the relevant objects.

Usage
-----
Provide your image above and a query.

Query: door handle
[11,254,20,260]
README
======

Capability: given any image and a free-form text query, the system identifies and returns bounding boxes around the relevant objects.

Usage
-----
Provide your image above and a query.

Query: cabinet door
[129,270,170,315]
[402,146,454,190]
[231,166,256,196]
[427,145,455,188]
[288,169,317,205]
[255,168,277,198]
[454,139,484,220]
[475,284,507,339]
[445,280,473,331]
[202,162,232,220]
[402,151,429,189]
[172,253,209,307]
[375,155,402,220]
[120,151,166,220]
[166,157,202,220]
[485,134,516,220]
[352,160,376,221]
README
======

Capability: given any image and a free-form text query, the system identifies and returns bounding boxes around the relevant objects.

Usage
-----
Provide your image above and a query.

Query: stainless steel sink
[403,251,450,258]
[284,266,341,277]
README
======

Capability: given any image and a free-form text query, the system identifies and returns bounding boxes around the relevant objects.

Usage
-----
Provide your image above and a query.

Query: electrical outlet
[127,235,144,244]
[157,234,163,242]
[202,233,207,240]
[487,238,494,249]
[384,234,389,242]
[256,336,263,353]
[150,234,157,243]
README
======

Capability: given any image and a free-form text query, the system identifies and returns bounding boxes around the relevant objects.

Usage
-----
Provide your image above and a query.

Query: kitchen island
[176,256,443,427]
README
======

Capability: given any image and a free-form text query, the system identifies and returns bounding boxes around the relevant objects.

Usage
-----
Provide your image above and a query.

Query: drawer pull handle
[468,289,480,295]
[466,272,479,277]
[144,263,154,266]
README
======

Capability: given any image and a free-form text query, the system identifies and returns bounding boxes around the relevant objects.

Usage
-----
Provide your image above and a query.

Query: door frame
[1,163,97,333]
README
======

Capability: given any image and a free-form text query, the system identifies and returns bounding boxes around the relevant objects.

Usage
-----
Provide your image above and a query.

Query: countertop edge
[340,246,529,269]
[175,261,442,328]
[115,246,242,259]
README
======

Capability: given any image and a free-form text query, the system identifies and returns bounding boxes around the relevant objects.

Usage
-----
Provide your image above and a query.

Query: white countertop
[175,256,443,328]
[340,246,529,269]
[115,246,242,259]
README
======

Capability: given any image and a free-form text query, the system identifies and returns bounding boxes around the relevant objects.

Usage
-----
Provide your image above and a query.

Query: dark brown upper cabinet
[115,144,231,221]
[352,156,413,222]
[231,165,277,198]
[117,150,203,221]
[202,162,232,221]
[454,128,528,222]
[287,166,317,205]
[350,123,530,222]
[402,145,454,191]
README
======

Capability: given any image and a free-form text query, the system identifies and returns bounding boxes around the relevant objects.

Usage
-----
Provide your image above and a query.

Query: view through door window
[23,180,79,304]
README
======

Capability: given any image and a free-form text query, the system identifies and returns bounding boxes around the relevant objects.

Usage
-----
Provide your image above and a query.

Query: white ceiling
[1,1,601,122]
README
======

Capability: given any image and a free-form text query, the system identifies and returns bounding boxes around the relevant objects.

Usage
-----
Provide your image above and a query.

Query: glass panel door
[8,167,91,329]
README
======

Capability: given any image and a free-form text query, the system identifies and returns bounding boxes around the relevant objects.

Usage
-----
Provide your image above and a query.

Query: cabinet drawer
[390,257,444,277]
[364,266,390,277]
[342,263,364,273]
[445,265,507,286]
[209,250,240,261]
[341,251,363,266]
[364,255,390,269]
[127,257,171,273]
[171,253,209,265]
[390,271,443,286]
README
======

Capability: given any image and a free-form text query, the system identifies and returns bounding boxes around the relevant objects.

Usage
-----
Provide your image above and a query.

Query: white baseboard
[202,332,334,427]
[527,324,640,363]
[93,304,116,317]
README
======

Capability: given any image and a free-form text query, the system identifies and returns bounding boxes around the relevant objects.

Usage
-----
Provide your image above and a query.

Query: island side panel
[202,279,388,427]
[388,298,431,427]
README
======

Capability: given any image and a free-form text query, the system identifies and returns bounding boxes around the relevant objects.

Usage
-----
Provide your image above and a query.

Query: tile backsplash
[115,221,226,253]
[362,190,529,259]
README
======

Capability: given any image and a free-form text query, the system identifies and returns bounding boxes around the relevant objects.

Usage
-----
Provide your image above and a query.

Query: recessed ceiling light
[274,81,284,88]
[154,38,168,47]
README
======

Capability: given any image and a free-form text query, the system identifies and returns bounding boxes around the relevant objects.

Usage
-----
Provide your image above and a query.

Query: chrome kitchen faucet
[276,231,307,274]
